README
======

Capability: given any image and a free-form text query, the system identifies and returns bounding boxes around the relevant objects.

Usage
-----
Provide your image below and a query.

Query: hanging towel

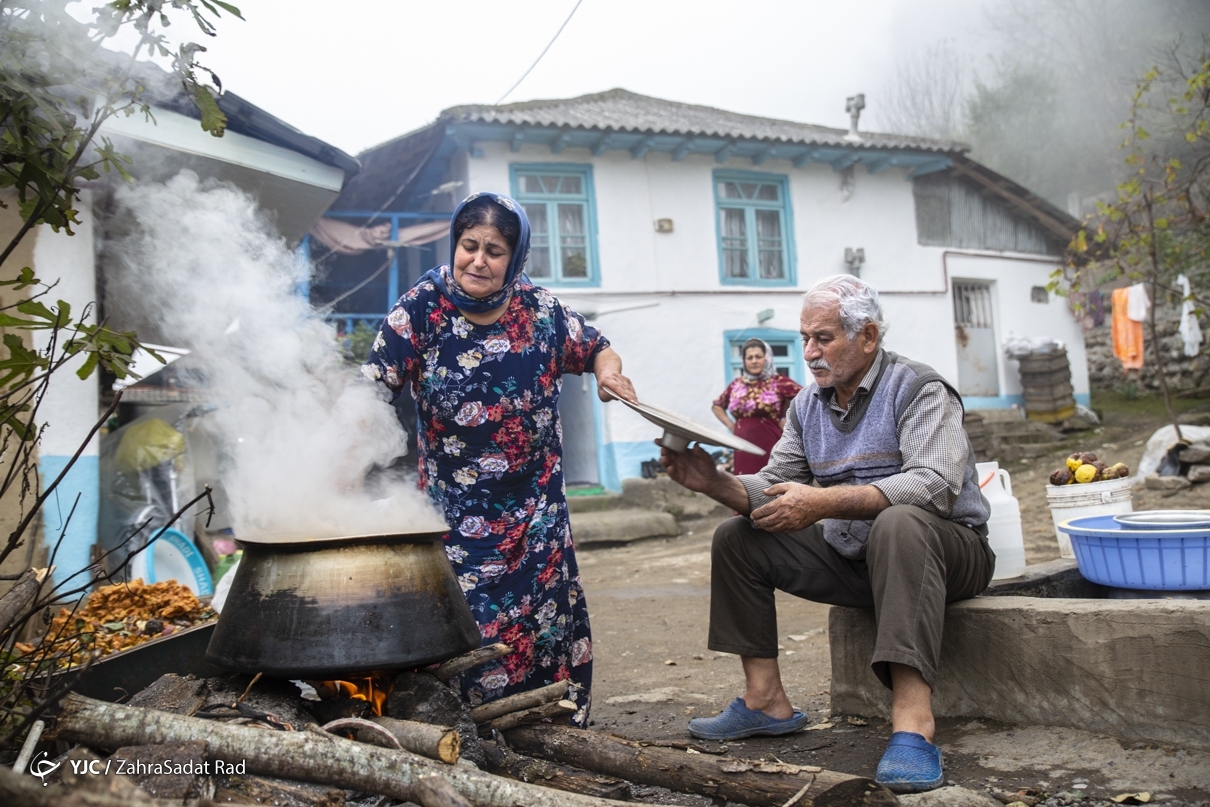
[1126,282,1150,322]
[1112,287,1145,370]
[1178,274,1203,357]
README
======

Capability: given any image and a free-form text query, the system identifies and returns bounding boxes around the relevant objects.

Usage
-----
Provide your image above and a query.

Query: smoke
[104,171,447,539]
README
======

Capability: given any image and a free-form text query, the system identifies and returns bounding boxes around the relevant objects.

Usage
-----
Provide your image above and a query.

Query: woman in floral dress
[363,193,636,726]
[711,339,802,474]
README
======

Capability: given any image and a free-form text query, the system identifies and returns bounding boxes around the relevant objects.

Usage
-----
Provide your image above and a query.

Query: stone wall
[1083,305,1210,393]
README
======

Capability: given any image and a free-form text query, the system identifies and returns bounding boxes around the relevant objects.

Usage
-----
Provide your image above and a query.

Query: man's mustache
[808,359,831,371]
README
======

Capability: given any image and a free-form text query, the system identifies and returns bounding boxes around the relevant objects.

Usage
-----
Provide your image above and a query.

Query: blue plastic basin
[1057,514,1210,591]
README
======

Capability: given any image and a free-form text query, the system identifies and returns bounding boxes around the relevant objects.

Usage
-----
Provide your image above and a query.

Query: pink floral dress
[714,374,803,474]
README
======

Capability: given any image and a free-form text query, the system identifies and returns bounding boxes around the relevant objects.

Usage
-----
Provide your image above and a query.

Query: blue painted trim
[387,220,400,305]
[511,130,524,152]
[965,393,1090,409]
[671,139,693,161]
[832,153,860,171]
[603,440,663,487]
[715,141,737,163]
[294,235,311,300]
[592,134,611,156]
[793,148,823,168]
[722,327,805,384]
[39,454,99,589]
[712,169,797,288]
[751,145,775,165]
[551,131,572,154]
[509,162,602,288]
[631,136,656,159]
[908,158,952,179]
[588,378,620,492]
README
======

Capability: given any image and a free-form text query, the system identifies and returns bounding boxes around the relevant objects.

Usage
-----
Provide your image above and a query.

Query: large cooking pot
[205,530,481,678]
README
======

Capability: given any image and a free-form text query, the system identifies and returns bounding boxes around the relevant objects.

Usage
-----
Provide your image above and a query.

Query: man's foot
[687,697,810,741]
[875,731,944,793]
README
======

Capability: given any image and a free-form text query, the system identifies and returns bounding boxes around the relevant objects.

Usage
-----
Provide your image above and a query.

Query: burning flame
[315,676,391,716]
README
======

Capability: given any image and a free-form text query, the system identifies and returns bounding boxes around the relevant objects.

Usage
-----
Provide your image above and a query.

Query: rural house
[313,88,1083,491]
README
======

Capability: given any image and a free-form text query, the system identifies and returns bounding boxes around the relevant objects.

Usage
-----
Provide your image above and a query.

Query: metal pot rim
[235,528,450,549]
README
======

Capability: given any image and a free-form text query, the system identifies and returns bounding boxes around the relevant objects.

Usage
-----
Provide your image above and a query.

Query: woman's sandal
[687,697,810,741]
[875,731,945,793]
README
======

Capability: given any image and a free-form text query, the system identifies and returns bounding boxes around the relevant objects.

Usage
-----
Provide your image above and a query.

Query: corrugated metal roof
[444,88,967,153]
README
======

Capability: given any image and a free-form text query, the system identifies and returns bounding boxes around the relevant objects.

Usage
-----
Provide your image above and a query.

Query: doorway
[559,373,599,486]
[952,281,1000,396]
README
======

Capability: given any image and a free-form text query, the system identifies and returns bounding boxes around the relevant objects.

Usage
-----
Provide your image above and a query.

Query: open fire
[313,674,392,716]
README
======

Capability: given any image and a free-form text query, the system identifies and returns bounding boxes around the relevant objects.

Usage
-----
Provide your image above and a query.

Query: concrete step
[566,493,627,513]
[570,509,680,546]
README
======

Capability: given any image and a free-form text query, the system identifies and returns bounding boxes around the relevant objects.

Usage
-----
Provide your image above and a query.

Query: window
[511,164,599,285]
[723,330,804,384]
[714,171,795,286]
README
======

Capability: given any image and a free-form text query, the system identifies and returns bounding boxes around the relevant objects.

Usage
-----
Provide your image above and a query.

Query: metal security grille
[953,282,994,328]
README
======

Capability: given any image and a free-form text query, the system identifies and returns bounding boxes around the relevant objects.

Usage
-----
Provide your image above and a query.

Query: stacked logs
[3,643,896,807]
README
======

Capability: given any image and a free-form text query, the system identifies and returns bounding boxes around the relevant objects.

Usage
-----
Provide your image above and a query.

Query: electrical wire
[495,0,585,105]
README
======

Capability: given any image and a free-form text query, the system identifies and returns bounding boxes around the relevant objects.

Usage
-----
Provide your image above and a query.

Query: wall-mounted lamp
[654,218,674,233]
[757,308,775,324]
[845,247,865,276]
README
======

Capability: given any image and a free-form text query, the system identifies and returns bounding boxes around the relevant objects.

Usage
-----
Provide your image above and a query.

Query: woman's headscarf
[741,339,776,382]
[420,192,531,314]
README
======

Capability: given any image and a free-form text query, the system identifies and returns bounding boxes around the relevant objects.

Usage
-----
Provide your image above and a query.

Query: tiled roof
[443,88,966,153]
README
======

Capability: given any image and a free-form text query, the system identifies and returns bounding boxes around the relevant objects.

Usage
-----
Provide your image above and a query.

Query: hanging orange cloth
[1111,287,1144,370]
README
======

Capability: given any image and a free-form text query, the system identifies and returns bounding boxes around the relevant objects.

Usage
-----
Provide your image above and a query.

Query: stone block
[1178,442,1210,464]
[829,597,1210,750]
[899,786,1002,807]
[1145,473,1193,492]
[1189,464,1210,484]
[571,509,679,545]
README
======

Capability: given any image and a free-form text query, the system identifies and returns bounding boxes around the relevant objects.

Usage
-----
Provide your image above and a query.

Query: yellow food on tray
[13,579,216,670]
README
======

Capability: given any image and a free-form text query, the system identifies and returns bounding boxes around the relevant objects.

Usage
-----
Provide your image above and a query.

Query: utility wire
[495,0,585,105]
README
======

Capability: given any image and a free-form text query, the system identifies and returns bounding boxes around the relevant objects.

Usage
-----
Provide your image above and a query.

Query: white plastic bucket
[1045,477,1133,558]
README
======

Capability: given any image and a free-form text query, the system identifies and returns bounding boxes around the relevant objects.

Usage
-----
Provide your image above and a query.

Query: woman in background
[364,193,635,726]
[711,339,802,474]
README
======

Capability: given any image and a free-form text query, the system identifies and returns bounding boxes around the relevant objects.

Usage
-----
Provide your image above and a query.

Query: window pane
[558,204,587,278]
[559,175,582,195]
[755,209,781,240]
[758,249,784,279]
[524,204,551,277]
[739,182,759,199]
[720,208,748,278]
[521,175,542,194]
[558,203,585,236]
[541,175,560,193]
[718,181,742,199]
[756,183,780,201]
[772,344,789,357]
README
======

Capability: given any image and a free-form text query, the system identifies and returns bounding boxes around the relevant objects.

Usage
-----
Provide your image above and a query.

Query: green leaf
[75,351,99,380]
[193,85,227,137]
[0,268,39,290]
[102,622,124,631]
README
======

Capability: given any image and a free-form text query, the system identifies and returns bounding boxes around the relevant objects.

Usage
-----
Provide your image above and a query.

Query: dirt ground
[575,395,1210,806]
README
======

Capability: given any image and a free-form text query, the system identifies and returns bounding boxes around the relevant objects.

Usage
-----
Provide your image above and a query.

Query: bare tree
[878,40,968,141]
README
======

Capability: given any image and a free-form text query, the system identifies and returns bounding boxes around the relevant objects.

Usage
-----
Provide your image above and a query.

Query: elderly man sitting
[661,274,994,793]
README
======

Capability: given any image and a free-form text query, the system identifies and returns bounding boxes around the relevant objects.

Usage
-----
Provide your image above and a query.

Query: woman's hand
[593,347,637,403]
[711,404,736,433]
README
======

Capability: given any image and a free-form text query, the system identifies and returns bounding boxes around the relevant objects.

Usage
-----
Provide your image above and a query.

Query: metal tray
[620,398,764,454]
[1113,510,1210,530]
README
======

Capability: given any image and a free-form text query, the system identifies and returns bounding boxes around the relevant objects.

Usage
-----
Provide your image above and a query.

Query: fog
[103,172,446,539]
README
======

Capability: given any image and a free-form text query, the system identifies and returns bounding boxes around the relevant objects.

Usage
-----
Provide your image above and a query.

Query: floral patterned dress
[364,276,607,725]
[714,374,803,474]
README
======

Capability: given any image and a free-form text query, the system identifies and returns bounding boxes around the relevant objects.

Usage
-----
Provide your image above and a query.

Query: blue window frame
[722,328,804,384]
[713,170,796,286]
[510,164,600,286]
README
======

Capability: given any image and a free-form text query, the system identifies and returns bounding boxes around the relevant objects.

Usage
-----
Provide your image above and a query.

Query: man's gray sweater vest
[792,351,989,559]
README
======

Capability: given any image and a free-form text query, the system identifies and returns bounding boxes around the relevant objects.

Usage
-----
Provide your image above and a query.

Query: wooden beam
[591,133,612,156]
[510,130,524,153]
[715,140,737,163]
[793,148,823,168]
[671,138,694,161]
[550,131,572,154]
[865,155,898,174]
[831,152,860,171]
[631,135,656,159]
[751,144,775,165]
[907,157,952,179]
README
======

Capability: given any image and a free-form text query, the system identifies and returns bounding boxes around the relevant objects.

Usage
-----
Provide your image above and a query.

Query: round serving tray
[620,398,764,454]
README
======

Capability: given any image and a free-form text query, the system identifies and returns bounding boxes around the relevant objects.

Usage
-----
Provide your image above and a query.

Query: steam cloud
[105,172,446,539]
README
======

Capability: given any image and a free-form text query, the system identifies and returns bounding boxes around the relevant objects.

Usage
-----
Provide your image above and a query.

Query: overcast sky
[174,0,993,156]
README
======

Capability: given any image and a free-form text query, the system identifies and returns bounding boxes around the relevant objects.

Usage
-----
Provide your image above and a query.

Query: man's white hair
[803,274,888,343]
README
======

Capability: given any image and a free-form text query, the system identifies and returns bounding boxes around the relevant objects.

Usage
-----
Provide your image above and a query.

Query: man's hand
[750,482,828,533]
[658,443,718,493]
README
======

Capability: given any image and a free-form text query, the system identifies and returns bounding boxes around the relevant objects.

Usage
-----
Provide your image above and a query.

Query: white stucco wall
[32,192,100,584]
[464,144,1085,487]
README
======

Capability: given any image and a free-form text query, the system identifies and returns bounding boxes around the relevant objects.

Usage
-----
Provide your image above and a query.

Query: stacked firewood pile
[1,643,896,807]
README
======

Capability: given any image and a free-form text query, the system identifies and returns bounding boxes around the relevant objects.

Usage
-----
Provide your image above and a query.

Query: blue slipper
[875,732,944,793]
[687,697,810,741]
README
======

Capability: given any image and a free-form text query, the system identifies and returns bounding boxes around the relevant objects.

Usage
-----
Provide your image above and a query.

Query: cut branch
[55,694,631,807]
[481,738,631,801]
[503,725,897,807]
[0,566,50,636]
[369,716,461,764]
[433,642,513,682]
[471,680,573,724]
[483,700,577,734]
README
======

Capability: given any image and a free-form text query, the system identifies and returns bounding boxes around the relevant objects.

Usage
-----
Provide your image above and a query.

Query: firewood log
[369,716,461,764]
[55,693,630,807]
[433,643,514,682]
[481,739,631,801]
[470,681,573,724]
[503,725,898,807]
[482,699,577,734]
[0,567,50,637]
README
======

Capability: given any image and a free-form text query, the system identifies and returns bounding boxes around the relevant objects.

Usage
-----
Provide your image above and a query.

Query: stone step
[566,493,627,513]
[571,510,680,546]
